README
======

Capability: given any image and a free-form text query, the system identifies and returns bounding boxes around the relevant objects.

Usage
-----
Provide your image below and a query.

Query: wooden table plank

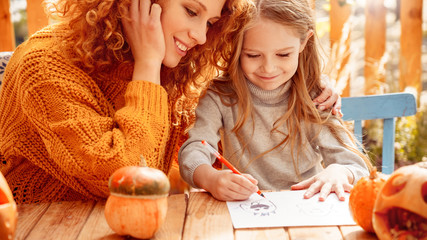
[235,227,289,240]
[288,226,343,240]
[154,194,187,240]
[340,226,378,240]
[25,201,96,240]
[16,203,51,240]
[14,193,381,240]
[76,201,119,240]
[183,192,234,240]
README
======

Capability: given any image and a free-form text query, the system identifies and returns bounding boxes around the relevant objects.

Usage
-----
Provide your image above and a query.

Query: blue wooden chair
[341,93,417,174]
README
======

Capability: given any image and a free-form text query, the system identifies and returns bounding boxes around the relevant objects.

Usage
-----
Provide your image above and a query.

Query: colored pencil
[201,140,265,198]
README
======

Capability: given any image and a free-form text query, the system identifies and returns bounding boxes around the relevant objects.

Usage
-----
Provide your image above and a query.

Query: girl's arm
[291,118,369,201]
[193,165,259,201]
[178,91,259,201]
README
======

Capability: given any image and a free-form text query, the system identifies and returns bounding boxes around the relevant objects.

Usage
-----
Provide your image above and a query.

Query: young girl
[179,0,371,202]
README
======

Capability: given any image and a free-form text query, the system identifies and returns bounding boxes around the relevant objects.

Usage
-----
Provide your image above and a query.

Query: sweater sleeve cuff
[179,150,212,188]
[345,165,368,184]
[124,81,168,116]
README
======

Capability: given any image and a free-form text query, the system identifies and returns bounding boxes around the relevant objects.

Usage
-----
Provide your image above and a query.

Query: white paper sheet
[226,190,356,229]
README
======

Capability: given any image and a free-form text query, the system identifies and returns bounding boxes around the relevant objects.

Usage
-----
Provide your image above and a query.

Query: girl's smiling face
[240,17,312,90]
[158,0,225,68]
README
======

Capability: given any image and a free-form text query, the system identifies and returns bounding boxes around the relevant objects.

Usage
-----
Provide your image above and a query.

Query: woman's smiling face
[157,0,226,68]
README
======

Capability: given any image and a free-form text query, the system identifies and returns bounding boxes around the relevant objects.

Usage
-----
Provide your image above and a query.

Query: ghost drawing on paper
[296,202,334,217]
[240,199,277,216]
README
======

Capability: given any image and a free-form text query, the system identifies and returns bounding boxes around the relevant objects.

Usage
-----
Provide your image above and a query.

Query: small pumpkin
[0,172,17,240]
[104,156,170,239]
[372,162,427,240]
[349,167,387,233]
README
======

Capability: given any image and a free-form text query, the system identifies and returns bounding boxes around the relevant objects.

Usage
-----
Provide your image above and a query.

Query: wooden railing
[0,0,48,51]
[0,0,423,99]
[326,0,423,101]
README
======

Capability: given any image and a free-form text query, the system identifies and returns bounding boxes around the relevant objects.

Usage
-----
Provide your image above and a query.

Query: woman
[0,0,340,203]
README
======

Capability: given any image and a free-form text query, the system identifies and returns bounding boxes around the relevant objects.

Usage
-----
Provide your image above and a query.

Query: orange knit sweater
[0,24,186,204]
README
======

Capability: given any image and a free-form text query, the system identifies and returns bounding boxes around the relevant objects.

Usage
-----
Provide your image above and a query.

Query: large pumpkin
[0,172,17,240]
[104,157,170,239]
[372,162,427,240]
[349,167,387,233]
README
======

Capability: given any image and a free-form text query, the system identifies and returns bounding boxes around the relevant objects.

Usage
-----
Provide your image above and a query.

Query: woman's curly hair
[44,0,131,72]
[43,0,251,129]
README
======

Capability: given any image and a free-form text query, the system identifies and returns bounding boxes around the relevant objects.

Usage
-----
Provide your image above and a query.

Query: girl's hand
[122,0,165,84]
[194,165,259,201]
[313,80,342,117]
[207,170,259,201]
[290,164,353,201]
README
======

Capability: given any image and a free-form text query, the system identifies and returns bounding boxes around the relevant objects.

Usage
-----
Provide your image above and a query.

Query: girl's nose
[189,23,207,45]
[262,58,276,73]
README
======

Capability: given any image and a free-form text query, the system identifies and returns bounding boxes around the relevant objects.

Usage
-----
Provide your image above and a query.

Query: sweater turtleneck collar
[247,79,292,105]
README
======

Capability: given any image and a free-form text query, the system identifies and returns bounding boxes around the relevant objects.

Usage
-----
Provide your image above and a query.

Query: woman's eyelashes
[185,7,197,17]
[185,7,214,30]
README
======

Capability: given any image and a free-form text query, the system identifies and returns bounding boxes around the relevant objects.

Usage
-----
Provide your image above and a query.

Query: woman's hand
[194,165,259,201]
[290,164,354,201]
[313,79,342,117]
[122,0,165,84]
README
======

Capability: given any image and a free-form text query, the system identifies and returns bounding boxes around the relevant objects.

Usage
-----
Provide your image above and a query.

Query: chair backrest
[0,52,13,85]
[341,93,417,174]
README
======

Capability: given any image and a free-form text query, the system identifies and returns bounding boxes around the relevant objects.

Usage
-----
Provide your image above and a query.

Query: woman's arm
[20,59,170,198]
[313,77,342,116]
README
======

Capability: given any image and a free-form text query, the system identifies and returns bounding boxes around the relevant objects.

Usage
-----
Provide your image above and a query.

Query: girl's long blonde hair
[43,0,250,130]
[210,0,372,174]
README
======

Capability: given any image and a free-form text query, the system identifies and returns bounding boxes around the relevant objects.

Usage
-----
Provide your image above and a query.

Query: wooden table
[16,192,378,240]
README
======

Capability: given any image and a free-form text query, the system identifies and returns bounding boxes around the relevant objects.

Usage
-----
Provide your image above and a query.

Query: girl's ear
[299,30,314,53]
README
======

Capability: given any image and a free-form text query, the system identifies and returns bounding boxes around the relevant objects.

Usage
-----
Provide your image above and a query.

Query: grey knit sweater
[178,80,369,190]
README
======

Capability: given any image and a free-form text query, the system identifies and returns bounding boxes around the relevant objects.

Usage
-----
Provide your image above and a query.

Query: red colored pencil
[201,140,265,198]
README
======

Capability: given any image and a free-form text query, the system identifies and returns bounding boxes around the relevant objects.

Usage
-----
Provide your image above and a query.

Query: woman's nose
[189,23,207,45]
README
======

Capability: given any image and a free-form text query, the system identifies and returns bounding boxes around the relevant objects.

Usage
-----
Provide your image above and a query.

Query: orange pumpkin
[0,172,17,240]
[372,162,427,240]
[104,156,170,239]
[349,167,387,233]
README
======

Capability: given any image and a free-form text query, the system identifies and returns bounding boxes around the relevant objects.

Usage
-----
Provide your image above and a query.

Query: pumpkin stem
[139,155,147,167]
[369,167,378,180]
